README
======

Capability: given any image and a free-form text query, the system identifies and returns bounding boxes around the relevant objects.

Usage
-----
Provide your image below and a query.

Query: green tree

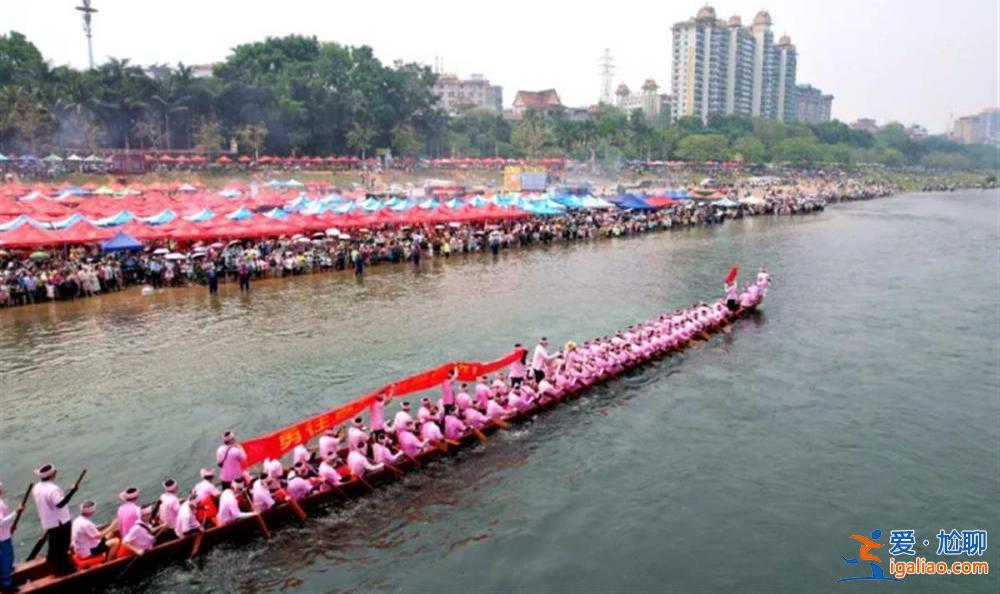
[731,136,766,163]
[674,133,729,161]
[771,136,824,165]
[345,120,376,157]
[237,122,268,159]
[512,111,556,158]
[193,116,223,153]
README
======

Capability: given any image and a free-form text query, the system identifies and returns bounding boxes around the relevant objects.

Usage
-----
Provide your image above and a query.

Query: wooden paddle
[383,463,405,478]
[444,439,461,447]
[489,419,510,430]
[286,499,308,522]
[353,474,375,492]
[27,469,87,560]
[403,452,422,468]
[9,483,33,534]
[188,529,205,559]
[470,427,488,444]
[251,512,270,540]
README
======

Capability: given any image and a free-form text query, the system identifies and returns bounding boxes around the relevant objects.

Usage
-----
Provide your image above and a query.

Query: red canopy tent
[216,155,233,165]
[54,221,114,245]
[0,222,57,248]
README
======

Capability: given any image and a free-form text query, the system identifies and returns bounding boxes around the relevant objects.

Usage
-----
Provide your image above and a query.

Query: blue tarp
[48,213,86,230]
[263,207,289,219]
[615,195,655,211]
[332,202,356,214]
[93,210,135,227]
[0,215,30,232]
[101,231,142,252]
[225,206,254,221]
[184,208,215,222]
[141,209,176,225]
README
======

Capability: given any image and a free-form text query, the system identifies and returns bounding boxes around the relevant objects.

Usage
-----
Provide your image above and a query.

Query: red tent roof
[55,221,114,245]
[0,222,56,248]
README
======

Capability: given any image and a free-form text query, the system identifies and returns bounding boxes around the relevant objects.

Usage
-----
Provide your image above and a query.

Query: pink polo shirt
[369,400,386,430]
[397,430,425,457]
[216,444,247,482]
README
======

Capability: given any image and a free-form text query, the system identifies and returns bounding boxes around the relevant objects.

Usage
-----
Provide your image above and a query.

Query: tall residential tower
[671,6,797,123]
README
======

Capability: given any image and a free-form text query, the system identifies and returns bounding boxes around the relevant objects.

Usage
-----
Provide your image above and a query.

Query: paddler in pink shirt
[216,431,247,489]
[158,480,181,537]
[463,406,490,430]
[318,427,342,460]
[440,368,457,414]
[509,344,527,386]
[317,455,344,491]
[420,414,445,443]
[373,434,404,465]
[347,418,369,452]
[251,475,275,512]
[392,402,415,434]
[115,487,141,541]
[443,412,467,440]
[456,384,473,411]
[346,448,383,478]
[396,429,429,457]
[474,378,491,409]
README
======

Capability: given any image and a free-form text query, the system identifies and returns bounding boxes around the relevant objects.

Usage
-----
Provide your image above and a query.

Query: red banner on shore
[240,348,526,468]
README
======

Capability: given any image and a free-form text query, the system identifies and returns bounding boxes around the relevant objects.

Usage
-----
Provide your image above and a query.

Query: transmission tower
[75,0,98,69]
[599,48,614,105]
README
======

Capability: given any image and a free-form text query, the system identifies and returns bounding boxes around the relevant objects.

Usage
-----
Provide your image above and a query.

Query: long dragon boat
[12,291,763,594]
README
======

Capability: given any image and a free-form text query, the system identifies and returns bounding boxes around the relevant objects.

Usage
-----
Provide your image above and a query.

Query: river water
[1,190,998,593]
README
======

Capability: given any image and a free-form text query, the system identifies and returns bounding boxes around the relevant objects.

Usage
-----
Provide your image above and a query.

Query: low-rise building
[951,108,1000,144]
[507,89,563,120]
[795,84,833,123]
[432,73,503,115]
[850,118,878,133]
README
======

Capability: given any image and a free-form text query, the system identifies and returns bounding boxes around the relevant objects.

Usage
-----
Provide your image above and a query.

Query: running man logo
[837,530,904,583]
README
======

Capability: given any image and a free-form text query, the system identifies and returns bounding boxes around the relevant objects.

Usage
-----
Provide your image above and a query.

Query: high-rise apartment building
[671,6,797,123]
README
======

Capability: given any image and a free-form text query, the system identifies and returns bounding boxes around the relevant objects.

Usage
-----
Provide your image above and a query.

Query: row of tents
[0,191,748,249]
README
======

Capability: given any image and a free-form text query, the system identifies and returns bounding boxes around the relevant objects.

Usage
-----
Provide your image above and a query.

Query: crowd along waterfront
[0,189,997,593]
[0,177,890,308]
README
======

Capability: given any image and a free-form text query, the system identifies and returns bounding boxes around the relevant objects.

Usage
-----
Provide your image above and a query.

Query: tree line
[1,31,995,170]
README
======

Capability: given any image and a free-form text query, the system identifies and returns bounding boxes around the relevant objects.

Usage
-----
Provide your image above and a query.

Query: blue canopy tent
[615,195,656,211]
[101,231,142,252]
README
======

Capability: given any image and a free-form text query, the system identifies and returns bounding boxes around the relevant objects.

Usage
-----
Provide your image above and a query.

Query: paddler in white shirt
[70,501,119,563]
[216,431,247,490]
[531,337,552,383]
[31,464,78,576]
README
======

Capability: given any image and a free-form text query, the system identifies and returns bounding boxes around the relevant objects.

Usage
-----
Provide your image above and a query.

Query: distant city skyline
[5,0,998,133]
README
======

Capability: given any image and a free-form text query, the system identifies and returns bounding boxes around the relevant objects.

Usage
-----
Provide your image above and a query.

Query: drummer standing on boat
[31,464,77,576]
[217,431,247,490]
[532,338,552,383]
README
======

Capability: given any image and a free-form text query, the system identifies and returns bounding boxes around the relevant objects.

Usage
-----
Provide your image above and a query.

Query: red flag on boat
[724,266,739,285]
[239,347,526,468]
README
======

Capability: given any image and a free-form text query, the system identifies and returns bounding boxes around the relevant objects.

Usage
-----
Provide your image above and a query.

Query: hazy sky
[6,0,998,132]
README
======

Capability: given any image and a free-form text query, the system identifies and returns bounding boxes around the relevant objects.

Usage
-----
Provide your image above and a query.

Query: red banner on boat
[240,348,526,468]
[724,265,739,285]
